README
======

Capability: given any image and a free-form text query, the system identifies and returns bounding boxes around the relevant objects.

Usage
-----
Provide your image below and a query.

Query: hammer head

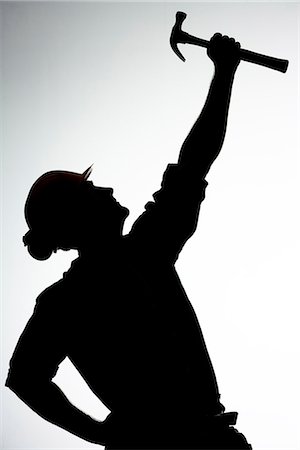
[170,11,187,62]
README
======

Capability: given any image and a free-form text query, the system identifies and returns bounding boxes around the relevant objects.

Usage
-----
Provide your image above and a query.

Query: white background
[1,2,299,449]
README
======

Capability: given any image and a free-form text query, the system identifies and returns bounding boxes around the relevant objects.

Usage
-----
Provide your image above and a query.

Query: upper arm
[6,287,67,391]
[129,164,208,263]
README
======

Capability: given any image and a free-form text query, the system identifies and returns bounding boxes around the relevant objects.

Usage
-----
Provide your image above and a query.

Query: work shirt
[7,163,224,439]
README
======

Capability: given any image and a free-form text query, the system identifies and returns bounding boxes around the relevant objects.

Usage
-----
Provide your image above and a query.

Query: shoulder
[37,279,65,299]
[35,258,81,309]
[34,278,67,320]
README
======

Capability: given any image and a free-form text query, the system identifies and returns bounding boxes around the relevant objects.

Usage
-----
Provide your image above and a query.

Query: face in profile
[24,169,130,258]
[77,180,129,236]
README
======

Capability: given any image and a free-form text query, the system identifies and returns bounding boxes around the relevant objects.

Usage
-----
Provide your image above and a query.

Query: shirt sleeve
[6,284,67,388]
[129,164,208,263]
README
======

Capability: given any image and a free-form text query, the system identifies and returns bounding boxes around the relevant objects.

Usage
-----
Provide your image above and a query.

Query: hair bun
[23,229,54,261]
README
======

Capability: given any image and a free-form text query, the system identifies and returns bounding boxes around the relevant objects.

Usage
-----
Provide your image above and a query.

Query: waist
[104,411,239,447]
[107,405,230,429]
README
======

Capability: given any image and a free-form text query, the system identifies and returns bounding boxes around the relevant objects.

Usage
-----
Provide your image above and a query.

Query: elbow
[5,370,20,392]
[6,370,37,401]
[6,373,27,398]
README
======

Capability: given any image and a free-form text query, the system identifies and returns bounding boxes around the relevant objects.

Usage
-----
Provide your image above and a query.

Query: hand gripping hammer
[170,12,289,73]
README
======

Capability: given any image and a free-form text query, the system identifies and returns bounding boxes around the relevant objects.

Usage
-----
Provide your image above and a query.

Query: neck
[78,234,123,259]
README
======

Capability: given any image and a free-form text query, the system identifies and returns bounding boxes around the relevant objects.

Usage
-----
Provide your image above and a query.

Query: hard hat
[25,165,93,228]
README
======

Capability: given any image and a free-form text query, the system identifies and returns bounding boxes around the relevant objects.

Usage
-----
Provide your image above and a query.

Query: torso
[60,237,222,421]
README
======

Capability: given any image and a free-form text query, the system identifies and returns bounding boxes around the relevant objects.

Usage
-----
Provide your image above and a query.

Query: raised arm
[131,34,241,263]
[178,33,241,176]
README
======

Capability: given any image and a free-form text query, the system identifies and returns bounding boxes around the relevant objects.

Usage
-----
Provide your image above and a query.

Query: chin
[122,206,130,218]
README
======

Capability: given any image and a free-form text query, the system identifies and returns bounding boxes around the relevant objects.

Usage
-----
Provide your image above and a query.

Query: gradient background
[1,1,299,449]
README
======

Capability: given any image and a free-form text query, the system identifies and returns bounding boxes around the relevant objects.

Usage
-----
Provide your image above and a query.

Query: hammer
[170,12,289,73]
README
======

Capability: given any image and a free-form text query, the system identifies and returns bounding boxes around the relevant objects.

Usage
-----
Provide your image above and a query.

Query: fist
[207,33,241,72]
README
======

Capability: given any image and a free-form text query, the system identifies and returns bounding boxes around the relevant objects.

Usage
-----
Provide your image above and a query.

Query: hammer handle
[239,48,288,73]
[180,33,288,73]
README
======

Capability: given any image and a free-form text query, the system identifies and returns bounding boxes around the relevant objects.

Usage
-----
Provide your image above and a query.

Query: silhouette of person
[6,34,252,449]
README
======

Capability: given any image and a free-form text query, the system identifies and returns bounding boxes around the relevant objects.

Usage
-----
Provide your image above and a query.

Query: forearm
[7,379,103,444]
[177,33,240,177]
[178,66,236,174]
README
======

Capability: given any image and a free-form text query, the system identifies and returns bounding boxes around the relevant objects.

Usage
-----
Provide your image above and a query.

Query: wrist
[214,64,237,80]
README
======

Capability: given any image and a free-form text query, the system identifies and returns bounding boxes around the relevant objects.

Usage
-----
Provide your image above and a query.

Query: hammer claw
[170,40,186,62]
